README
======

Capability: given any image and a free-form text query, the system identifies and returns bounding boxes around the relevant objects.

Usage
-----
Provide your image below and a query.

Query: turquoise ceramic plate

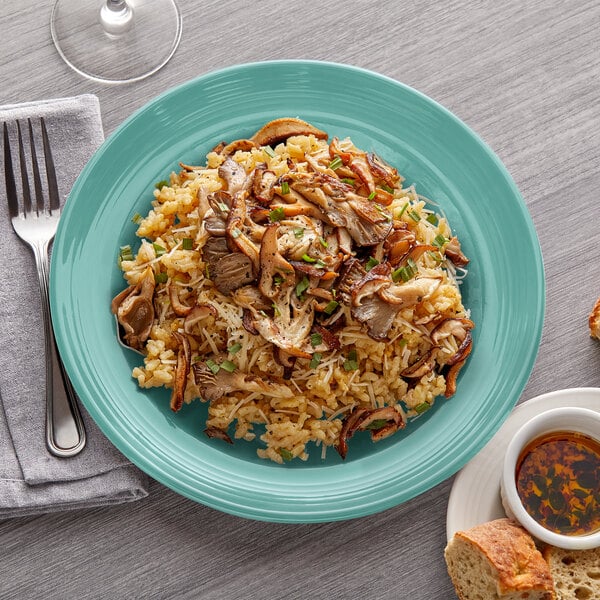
[51,61,545,522]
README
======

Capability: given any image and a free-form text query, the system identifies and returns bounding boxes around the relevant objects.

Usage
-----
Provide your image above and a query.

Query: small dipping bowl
[501,406,600,549]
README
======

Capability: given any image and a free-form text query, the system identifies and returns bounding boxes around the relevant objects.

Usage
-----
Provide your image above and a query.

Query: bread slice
[589,297,600,339]
[444,518,555,599]
[542,545,600,600]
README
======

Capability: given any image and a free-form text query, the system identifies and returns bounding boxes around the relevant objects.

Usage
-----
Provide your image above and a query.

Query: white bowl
[501,406,600,549]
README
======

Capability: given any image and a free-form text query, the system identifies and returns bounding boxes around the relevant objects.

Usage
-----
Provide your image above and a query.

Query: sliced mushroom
[219,139,257,156]
[336,257,367,303]
[167,280,195,316]
[350,262,391,307]
[251,165,278,205]
[251,117,328,147]
[444,339,473,398]
[226,189,260,271]
[378,276,442,308]
[204,426,234,444]
[273,347,297,379]
[193,362,275,401]
[218,156,248,195]
[401,348,437,379]
[287,172,393,246]
[351,295,400,341]
[111,266,156,352]
[431,318,474,366]
[170,332,191,412]
[445,236,469,267]
[213,252,255,295]
[202,236,229,274]
[258,224,295,299]
[336,405,405,459]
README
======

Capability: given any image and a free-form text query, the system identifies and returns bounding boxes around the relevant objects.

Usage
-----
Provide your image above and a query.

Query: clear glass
[50,0,182,84]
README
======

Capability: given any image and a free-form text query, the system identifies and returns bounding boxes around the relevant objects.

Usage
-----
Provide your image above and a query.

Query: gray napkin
[0,95,148,518]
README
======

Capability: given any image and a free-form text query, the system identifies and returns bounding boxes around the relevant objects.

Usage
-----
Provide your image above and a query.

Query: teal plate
[51,61,545,522]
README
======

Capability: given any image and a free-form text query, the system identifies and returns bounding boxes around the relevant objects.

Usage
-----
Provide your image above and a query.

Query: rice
[114,120,473,464]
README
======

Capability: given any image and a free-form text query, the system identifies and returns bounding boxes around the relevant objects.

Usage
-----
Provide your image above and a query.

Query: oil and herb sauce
[515,431,600,536]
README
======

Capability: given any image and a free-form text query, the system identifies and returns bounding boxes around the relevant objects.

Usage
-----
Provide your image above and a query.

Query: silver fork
[3,118,86,457]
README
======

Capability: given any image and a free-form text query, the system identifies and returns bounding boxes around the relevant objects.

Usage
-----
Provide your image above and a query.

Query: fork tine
[16,121,32,216]
[3,122,19,219]
[28,119,44,216]
[40,117,60,213]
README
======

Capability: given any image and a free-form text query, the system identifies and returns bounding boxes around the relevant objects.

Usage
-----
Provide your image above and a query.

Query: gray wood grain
[1,1,599,598]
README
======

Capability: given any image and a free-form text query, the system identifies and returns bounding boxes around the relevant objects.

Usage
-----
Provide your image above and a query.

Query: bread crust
[589,296,600,339]
[445,518,555,599]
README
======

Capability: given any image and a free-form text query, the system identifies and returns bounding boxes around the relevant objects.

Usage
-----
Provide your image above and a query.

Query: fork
[3,118,86,457]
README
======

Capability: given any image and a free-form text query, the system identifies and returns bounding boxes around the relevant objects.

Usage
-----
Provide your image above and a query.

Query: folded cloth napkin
[0,95,148,518]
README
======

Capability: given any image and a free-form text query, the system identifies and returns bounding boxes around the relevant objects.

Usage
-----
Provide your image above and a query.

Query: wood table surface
[1,1,599,598]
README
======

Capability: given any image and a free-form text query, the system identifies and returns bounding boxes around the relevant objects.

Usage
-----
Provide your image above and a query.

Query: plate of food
[50,60,544,522]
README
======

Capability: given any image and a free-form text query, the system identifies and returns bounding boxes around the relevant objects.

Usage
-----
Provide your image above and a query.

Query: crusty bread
[542,545,600,600]
[589,297,600,339]
[444,518,555,599]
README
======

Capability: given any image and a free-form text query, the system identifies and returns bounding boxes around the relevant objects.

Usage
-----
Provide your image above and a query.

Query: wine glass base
[51,0,182,84]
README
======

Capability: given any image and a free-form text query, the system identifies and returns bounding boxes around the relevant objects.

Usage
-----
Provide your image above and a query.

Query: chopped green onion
[231,227,242,239]
[153,242,166,257]
[408,209,421,222]
[273,274,284,286]
[365,419,389,430]
[301,253,317,263]
[319,237,329,248]
[154,272,168,284]
[206,359,220,374]
[279,448,293,461]
[216,201,229,213]
[182,237,193,250]
[365,257,380,271]
[374,203,392,221]
[309,353,322,369]
[272,303,282,317]
[381,184,395,193]
[340,178,356,185]
[295,276,310,298]
[397,202,409,219]
[427,250,443,263]
[280,181,290,195]
[392,259,417,283]
[310,333,322,347]
[263,145,276,158]
[228,343,242,355]
[268,207,285,222]
[426,213,439,226]
[328,156,343,170]
[368,190,376,200]
[131,213,143,225]
[433,234,447,248]
[343,349,359,371]
[220,360,237,373]
[398,338,408,348]
[119,244,134,262]
[293,227,305,239]
[315,259,327,269]
[414,402,431,414]
[323,300,339,315]
[154,179,169,190]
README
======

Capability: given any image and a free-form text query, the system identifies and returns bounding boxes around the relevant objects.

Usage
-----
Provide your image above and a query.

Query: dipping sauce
[515,430,600,536]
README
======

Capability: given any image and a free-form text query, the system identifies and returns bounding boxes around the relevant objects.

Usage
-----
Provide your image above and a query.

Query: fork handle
[33,240,86,457]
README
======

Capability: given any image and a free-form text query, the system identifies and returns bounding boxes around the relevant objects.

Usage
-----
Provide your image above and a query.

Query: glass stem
[100,0,134,35]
